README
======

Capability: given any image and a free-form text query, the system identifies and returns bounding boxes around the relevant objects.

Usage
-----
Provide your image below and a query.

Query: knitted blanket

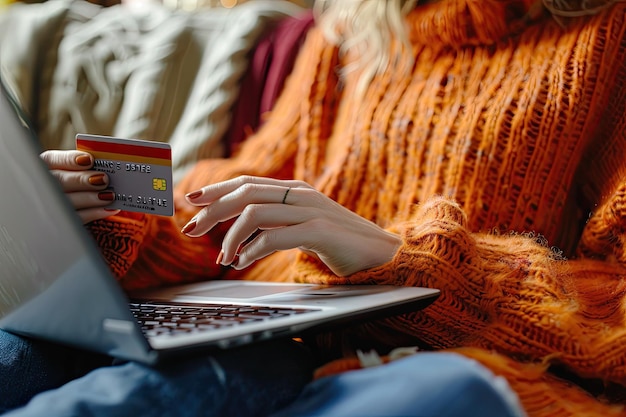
[0,0,302,182]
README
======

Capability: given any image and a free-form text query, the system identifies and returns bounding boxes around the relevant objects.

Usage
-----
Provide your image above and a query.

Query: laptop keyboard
[129,302,320,337]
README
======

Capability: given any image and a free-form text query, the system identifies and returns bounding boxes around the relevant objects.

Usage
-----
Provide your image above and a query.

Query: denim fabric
[0,330,112,413]
[0,330,316,417]
[270,352,527,417]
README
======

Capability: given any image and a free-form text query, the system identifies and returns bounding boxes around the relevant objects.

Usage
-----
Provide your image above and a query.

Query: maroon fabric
[225,10,315,156]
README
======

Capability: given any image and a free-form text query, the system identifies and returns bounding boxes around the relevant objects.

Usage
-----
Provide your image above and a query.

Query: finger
[41,150,93,171]
[220,204,315,264]
[183,184,304,236]
[66,190,116,210]
[77,207,121,225]
[232,222,319,270]
[233,217,398,276]
[49,169,110,192]
[184,176,311,206]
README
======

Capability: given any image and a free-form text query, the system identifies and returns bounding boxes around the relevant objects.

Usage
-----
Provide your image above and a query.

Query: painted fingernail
[75,154,92,166]
[181,220,197,234]
[98,191,115,201]
[89,174,107,186]
[216,249,224,265]
[186,190,202,200]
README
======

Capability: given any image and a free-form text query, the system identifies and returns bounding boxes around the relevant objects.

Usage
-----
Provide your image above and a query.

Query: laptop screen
[0,74,146,355]
[0,76,76,316]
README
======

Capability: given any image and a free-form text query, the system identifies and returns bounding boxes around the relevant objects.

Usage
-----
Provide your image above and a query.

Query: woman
[5,0,626,415]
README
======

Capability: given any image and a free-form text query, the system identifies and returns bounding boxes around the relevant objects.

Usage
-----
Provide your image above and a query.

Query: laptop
[0,74,440,365]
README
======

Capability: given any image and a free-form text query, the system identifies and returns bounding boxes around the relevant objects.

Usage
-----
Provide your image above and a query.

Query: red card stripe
[76,139,171,160]
[87,151,172,167]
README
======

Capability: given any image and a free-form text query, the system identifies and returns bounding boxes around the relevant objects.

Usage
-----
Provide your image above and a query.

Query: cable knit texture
[90,0,626,415]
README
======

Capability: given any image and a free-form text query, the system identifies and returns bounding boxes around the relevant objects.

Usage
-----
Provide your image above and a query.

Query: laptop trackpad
[181,284,306,299]
[180,283,393,300]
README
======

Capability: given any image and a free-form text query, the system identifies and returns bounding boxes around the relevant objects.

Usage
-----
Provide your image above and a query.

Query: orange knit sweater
[88,0,626,415]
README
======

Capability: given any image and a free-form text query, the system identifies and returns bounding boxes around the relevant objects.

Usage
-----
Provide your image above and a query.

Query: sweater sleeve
[573,26,626,264]
[294,196,626,387]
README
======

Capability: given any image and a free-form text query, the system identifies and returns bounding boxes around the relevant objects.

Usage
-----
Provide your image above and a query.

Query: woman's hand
[40,150,120,224]
[181,176,402,276]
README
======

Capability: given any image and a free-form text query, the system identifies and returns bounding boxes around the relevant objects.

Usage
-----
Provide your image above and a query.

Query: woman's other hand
[181,176,402,276]
[40,150,120,224]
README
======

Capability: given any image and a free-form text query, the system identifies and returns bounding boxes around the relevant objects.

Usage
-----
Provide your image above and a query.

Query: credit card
[76,134,174,216]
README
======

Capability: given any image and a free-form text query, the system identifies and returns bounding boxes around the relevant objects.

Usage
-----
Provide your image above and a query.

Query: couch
[0,0,314,183]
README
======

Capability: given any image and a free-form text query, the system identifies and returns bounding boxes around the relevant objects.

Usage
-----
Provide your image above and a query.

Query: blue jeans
[272,351,526,417]
[0,329,525,417]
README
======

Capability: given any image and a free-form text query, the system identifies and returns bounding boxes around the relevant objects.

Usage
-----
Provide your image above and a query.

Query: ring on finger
[281,187,291,204]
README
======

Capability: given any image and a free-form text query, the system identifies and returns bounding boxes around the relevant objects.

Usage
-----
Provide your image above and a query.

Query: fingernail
[216,249,224,265]
[104,208,120,212]
[98,191,115,201]
[181,220,197,234]
[186,190,202,200]
[76,154,92,166]
[89,174,107,186]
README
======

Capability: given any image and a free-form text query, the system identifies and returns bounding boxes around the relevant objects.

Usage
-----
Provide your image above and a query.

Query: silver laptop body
[0,75,439,365]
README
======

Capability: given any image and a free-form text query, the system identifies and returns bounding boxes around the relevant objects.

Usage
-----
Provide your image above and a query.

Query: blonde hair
[314,0,418,93]
[314,0,620,90]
